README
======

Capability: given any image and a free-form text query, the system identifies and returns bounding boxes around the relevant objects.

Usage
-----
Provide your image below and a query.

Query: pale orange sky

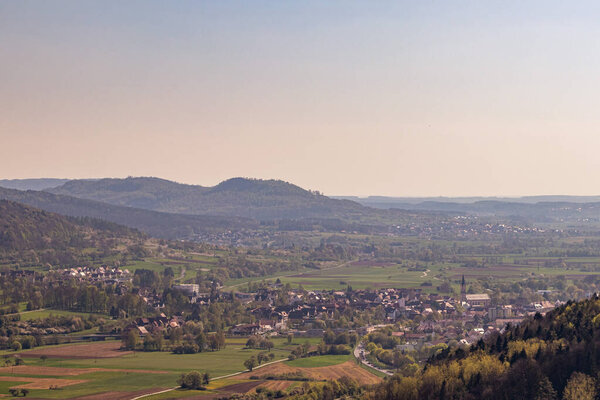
[2,1,600,196]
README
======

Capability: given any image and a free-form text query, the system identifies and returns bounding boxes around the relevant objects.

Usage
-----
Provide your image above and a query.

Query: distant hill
[0,199,87,252]
[0,187,257,239]
[47,177,366,220]
[0,199,139,253]
[337,194,600,207]
[0,178,71,191]
[335,196,600,223]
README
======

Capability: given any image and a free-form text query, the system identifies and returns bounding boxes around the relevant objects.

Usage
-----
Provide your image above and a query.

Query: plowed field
[0,365,168,376]
[0,376,87,389]
[18,341,130,359]
[238,360,381,385]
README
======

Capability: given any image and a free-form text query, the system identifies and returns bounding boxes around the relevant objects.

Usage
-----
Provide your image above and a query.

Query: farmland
[0,337,373,399]
[237,358,382,385]
[6,202,600,398]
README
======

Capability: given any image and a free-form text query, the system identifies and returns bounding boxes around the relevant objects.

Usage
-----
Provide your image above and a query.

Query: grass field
[0,337,326,399]
[19,309,108,321]
[274,261,442,290]
[267,256,600,291]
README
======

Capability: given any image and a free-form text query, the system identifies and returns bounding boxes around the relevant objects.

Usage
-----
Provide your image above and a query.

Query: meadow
[0,337,332,399]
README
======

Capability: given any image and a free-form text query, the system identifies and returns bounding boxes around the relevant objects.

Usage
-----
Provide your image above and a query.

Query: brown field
[219,381,263,394]
[253,380,293,392]
[184,381,263,400]
[18,341,131,359]
[76,388,169,400]
[0,365,168,376]
[237,361,381,386]
[0,376,87,389]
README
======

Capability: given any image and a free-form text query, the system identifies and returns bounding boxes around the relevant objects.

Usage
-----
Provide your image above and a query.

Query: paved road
[354,343,393,376]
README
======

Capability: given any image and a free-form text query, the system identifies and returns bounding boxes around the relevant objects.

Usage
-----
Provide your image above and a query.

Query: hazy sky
[2,1,600,196]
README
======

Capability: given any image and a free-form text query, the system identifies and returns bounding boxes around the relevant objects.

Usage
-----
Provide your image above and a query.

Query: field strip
[223,259,357,290]
[5,308,46,317]
[130,358,288,400]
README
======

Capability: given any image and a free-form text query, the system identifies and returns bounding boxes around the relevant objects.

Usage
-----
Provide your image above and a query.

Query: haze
[1,1,600,197]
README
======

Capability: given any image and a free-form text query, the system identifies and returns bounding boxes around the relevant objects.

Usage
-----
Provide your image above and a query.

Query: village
[6,264,563,368]
[126,278,563,363]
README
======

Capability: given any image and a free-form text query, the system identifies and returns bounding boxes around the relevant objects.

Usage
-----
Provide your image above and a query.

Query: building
[172,284,200,296]
[466,294,491,308]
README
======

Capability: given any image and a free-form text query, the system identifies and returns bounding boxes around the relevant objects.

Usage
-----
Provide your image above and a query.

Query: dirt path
[5,308,46,317]
[176,267,186,282]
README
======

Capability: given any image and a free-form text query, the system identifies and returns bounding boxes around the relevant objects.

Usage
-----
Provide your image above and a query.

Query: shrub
[177,371,205,390]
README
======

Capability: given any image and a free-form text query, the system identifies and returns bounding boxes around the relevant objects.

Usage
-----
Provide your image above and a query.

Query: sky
[1,1,600,197]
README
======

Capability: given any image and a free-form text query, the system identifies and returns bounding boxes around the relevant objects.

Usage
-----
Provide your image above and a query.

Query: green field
[267,256,600,291]
[19,309,108,321]
[0,337,325,399]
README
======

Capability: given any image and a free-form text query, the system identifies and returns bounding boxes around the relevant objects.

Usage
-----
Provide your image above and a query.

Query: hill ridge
[47,176,365,220]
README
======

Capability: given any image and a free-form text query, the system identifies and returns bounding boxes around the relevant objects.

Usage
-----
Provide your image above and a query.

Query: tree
[535,376,557,400]
[202,372,210,386]
[40,355,48,363]
[124,329,139,350]
[246,336,258,349]
[439,281,453,293]
[195,332,206,352]
[563,372,596,400]
[324,330,336,344]
[178,371,204,390]
[287,333,293,344]
[244,356,257,371]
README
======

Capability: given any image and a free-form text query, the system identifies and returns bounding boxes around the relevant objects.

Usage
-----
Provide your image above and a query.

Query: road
[354,343,393,376]
[6,308,46,317]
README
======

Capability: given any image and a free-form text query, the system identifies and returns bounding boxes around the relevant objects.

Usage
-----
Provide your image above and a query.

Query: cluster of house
[127,313,185,337]
[57,266,131,284]
[226,281,563,348]
[114,274,563,350]
[395,217,546,239]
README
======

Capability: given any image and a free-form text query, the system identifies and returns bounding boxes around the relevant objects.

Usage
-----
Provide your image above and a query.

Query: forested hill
[370,297,600,400]
[339,196,600,224]
[0,200,83,252]
[0,178,70,191]
[46,177,366,220]
[0,199,138,252]
[0,187,257,239]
